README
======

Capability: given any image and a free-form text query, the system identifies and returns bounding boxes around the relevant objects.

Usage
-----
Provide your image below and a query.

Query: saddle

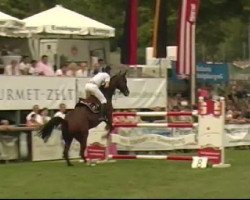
[75,98,101,114]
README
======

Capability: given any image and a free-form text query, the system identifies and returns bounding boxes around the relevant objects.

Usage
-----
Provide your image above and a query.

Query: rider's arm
[104,74,110,88]
[104,81,109,88]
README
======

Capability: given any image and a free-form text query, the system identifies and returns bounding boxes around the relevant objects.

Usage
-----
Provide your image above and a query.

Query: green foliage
[1,0,250,62]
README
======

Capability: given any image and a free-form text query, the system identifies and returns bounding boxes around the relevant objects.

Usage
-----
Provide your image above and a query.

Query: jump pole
[109,97,231,168]
[108,155,193,161]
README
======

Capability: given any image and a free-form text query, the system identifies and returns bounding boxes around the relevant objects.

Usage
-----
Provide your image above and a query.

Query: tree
[2,0,250,62]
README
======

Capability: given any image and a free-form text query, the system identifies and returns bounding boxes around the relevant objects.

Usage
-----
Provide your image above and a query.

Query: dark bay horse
[38,72,129,166]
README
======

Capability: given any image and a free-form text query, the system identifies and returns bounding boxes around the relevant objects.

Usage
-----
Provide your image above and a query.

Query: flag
[120,0,138,65]
[152,0,167,58]
[176,0,200,76]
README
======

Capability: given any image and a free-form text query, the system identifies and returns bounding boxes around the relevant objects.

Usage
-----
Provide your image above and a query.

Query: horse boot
[99,103,107,122]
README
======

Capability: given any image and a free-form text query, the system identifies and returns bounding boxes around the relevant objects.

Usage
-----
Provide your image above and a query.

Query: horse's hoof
[86,162,96,166]
[67,163,74,167]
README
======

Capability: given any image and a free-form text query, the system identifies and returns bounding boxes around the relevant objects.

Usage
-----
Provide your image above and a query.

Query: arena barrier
[86,97,231,168]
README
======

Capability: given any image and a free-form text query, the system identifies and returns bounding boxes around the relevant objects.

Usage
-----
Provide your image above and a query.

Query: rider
[85,66,111,122]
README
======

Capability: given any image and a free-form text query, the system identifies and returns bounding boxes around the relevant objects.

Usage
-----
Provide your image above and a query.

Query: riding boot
[99,103,107,122]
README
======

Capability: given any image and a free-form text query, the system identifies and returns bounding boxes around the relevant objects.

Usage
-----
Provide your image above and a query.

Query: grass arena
[0,149,250,199]
[1,97,250,199]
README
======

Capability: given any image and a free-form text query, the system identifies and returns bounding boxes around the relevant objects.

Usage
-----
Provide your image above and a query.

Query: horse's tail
[38,117,65,142]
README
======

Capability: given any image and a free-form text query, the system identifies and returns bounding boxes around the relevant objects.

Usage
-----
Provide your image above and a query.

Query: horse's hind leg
[63,136,73,166]
[62,123,73,166]
[79,130,89,163]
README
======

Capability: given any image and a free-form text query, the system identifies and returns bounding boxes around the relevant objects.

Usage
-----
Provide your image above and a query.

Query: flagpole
[191,63,196,106]
[165,58,168,110]
[159,58,162,77]
[191,23,197,107]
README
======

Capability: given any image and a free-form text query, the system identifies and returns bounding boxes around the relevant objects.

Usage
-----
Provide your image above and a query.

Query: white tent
[20,5,115,38]
[0,11,26,37]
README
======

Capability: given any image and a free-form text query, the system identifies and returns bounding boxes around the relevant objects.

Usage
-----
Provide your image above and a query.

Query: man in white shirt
[4,60,20,76]
[28,60,38,75]
[55,64,68,77]
[54,103,67,119]
[84,67,111,121]
[26,104,42,124]
[75,61,89,77]
[19,56,31,75]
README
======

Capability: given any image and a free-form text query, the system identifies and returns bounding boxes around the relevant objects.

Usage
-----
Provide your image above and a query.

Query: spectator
[75,61,89,77]
[225,109,234,123]
[168,106,181,123]
[35,55,55,76]
[54,103,67,119]
[4,60,20,76]
[38,107,51,124]
[28,60,38,75]
[26,114,42,127]
[197,85,210,100]
[66,62,78,76]
[0,119,10,126]
[0,119,15,130]
[243,105,250,119]
[26,105,42,124]
[1,45,10,56]
[19,55,31,75]
[178,101,193,123]
[168,93,182,109]
[227,85,237,103]
[55,64,68,76]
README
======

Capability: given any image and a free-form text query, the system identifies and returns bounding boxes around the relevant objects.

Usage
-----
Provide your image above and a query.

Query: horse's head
[111,71,130,96]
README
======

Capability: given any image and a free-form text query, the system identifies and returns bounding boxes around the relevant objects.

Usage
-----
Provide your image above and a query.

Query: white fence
[1,124,249,161]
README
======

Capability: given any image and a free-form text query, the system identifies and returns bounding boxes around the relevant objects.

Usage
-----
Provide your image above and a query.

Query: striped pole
[112,123,198,128]
[108,154,193,161]
[113,111,198,117]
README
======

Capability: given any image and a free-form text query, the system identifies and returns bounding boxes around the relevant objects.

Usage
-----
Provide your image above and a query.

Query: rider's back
[90,72,110,87]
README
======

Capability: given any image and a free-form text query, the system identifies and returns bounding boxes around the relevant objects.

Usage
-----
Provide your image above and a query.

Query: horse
[38,72,129,166]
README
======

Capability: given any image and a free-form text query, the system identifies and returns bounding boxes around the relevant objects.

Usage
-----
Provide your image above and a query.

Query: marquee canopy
[20,5,115,38]
[0,11,25,37]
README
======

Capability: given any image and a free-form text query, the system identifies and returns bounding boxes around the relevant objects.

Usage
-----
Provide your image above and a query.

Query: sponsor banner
[196,63,229,84]
[111,132,197,151]
[198,148,221,165]
[0,134,18,160]
[31,130,64,161]
[0,76,166,110]
[30,123,250,161]
[77,78,167,109]
[114,124,250,151]
[225,124,250,146]
[0,76,76,110]
[86,145,106,161]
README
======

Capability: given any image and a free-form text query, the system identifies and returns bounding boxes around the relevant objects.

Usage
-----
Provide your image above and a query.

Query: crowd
[0,46,250,125]
[167,82,250,124]
[25,103,67,127]
[0,103,67,129]
[1,53,109,78]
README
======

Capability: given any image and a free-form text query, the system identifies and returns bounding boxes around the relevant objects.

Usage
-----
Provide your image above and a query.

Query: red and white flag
[176,0,200,76]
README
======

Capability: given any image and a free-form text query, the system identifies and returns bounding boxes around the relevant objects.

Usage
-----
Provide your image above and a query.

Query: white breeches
[85,83,107,104]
